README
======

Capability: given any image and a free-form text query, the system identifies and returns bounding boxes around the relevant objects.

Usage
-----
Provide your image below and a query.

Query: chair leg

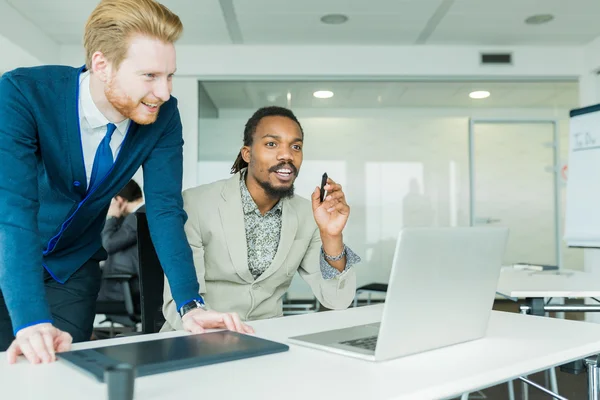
[353,290,363,308]
[460,393,469,400]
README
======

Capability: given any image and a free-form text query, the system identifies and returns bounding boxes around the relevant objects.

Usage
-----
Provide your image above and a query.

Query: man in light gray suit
[162,106,361,331]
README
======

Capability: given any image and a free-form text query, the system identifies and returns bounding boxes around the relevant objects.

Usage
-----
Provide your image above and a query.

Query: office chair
[281,292,320,315]
[94,272,140,337]
[352,283,388,307]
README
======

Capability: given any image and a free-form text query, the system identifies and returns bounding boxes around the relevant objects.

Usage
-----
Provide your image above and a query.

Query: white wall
[197,106,580,299]
[60,44,584,80]
[0,34,42,73]
[583,36,600,75]
[0,0,59,66]
[171,78,199,190]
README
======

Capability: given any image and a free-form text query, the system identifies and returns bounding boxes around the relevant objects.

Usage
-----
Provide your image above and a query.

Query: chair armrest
[103,273,135,281]
[116,332,144,338]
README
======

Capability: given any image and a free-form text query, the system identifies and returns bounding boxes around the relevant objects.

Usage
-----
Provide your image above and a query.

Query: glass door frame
[468,118,562,268]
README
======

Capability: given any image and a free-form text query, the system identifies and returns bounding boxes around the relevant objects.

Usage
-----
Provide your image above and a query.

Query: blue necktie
[89,123,116,191]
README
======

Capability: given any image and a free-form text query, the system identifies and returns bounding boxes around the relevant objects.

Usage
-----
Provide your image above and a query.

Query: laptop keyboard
[340,335,378,351]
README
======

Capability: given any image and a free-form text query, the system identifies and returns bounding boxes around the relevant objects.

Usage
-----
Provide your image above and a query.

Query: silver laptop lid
[375,227,508,361]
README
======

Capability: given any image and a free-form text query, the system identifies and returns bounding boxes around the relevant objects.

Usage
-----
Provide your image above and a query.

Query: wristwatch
[178,297,206,318]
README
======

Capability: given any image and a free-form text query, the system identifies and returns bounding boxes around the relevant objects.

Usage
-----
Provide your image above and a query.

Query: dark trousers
[0,259,102,351]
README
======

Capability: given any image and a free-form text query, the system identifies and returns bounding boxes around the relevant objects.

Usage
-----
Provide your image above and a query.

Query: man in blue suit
[0,0,251,364]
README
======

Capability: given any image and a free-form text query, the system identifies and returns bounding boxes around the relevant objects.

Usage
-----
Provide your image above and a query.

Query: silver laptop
[288,227,509,361]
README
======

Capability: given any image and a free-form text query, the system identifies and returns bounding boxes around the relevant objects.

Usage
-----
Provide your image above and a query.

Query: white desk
[4,305,600,400]
[5,305,600,400]
[497,267,600,300]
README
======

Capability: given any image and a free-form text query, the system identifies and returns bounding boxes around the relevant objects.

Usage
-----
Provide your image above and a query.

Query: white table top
[4,305,600,400]
[497,267,600,299]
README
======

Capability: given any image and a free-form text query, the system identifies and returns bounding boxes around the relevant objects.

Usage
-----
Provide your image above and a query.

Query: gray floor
[458,369,587,400]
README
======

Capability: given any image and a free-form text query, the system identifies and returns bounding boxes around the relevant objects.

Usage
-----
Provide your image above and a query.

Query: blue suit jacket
[0,65,199,333]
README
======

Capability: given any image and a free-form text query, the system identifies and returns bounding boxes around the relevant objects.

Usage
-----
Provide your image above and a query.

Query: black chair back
[135,211,166,334]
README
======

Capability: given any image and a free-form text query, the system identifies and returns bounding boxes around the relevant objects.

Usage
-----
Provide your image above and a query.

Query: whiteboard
[564,104,600,247]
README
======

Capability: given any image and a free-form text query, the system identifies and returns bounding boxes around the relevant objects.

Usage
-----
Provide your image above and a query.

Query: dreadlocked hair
[230,106,304,174]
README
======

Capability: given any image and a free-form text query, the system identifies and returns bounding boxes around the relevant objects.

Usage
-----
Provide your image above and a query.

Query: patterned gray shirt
[239,175,360,280]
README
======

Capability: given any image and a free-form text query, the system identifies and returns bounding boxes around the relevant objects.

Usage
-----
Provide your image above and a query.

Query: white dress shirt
[132,202,145,213]
[78,71,131,187]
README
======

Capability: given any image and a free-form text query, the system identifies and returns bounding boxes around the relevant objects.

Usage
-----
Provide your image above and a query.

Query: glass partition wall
[197,80,579,299]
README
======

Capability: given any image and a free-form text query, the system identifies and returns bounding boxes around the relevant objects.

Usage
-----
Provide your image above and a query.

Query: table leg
[550,367,559,396]
[547,297,565,319]
[586,357,599,400]
[507,380,515,400]
[521,377,529,400]
[520,308,529,400]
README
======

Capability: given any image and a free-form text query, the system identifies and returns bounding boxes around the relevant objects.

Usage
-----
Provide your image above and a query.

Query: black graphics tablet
[59,331,289,382]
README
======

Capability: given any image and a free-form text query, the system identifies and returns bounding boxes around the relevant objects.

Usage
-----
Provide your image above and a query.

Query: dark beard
[257,178,295,200]
[253,161,298,200]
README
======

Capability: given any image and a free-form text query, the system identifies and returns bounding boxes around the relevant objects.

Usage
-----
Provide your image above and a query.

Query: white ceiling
[201,80,579,110]
[6,0,600,46]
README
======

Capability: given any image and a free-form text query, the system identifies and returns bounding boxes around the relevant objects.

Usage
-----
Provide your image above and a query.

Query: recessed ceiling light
[469,90,490,99]
[320,14,348,25]
[525,14,554,25]
[313,90,334,99]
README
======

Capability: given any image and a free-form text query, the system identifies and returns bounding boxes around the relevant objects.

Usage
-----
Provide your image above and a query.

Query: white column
[579,71,600,322]
[171,77,199,190]
[579,72,600,107]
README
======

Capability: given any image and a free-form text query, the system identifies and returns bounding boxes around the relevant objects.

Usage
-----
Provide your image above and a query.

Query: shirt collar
[80,70,130,136]
[131,202,145,213]
[239,171,283,216]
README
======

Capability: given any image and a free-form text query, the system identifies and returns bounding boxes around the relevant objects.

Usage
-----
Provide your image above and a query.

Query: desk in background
[497,266,600,399]
[497,267,600,305]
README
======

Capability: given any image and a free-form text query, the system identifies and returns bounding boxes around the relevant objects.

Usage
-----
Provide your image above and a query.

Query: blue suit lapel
[66,66,88,198]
